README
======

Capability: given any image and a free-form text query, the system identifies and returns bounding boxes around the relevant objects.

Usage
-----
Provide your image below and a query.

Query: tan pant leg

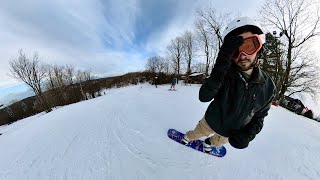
[209,133,228,147]
[185,117,214,141]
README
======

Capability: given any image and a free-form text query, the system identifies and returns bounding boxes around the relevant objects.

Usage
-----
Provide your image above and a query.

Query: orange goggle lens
[232,35,262,61]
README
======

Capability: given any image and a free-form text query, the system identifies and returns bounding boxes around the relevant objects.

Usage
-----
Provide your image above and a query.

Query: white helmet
[222,16,265,43]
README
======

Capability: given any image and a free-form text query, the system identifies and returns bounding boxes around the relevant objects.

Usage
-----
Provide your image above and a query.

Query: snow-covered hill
[0,83,320,180]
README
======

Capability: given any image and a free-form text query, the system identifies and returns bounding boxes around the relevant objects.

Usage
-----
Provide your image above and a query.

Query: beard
[236,58,254,71]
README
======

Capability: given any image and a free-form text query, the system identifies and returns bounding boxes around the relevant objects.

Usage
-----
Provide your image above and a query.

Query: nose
[239,53,247,59]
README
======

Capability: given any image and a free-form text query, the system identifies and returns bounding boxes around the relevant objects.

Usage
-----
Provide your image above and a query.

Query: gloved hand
[229,129,254,149]
[219,36,244,58]
[214,36,244,71]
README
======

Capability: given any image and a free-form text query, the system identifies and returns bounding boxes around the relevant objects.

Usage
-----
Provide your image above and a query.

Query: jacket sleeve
[229,93,275,149]
[199,57,231,102]
[244,76,277,143]
[245,97,273,141]
[199,36,244,102]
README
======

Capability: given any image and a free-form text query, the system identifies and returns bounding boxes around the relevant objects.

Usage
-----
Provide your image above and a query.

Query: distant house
[182,72,205,84]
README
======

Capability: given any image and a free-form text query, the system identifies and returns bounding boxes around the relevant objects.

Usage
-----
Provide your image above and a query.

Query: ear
[252,57,259,67]
[253,56,264,67]
[254,46,264,67]
[256,46,264,59]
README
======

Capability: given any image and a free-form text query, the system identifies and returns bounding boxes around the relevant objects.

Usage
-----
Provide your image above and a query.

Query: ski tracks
[92,98,157,179]
[110,111,158,179]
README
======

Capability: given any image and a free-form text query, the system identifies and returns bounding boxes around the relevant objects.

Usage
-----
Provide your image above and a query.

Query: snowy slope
[0,83,320,180]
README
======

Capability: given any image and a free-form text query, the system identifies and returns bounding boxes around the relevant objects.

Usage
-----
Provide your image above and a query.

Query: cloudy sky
[0,0,319,104]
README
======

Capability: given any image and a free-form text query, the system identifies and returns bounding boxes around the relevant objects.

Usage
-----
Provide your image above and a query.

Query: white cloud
[0,0,143,88]
[0,0,319,93]
[143,0,267,56]
[144,0,204,56]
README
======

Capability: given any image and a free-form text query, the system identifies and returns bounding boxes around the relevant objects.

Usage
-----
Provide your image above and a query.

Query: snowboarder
[181,17,276,153]
[154,76,159,88]
[170,78,177,90]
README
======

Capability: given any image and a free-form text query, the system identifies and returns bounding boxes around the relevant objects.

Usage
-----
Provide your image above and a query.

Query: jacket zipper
[238,73,250,123]
[238,73,248,89]
[238,72,258,125]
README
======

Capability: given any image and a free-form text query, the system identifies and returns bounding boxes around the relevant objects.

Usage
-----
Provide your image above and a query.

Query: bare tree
[157,57,166,73]
[83,70,94,82]
[9,49,51,112]
[196,7,233,76]
[82,71,101,99]
[182,31,195,83]
[145,56,157,73]
[192,62,206,73]
[53,65,68,104]
[145,56,166,73]
[197,7,232,48]
[65,65,80,102]
[75,70,95,100]
[195,20,213,76]
[45,64,59,107]
[65,65,74,85]
[45,65,69,105]
[286,48,320,97]
[167,36,184,75]
[163,57,170,74]
[53,65,66,88]
[259,0,320,100]
[76,70,87,100]
[46,64,56,91]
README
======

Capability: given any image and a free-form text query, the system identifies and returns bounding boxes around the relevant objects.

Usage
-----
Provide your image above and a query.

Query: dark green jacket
[199,64,275,148]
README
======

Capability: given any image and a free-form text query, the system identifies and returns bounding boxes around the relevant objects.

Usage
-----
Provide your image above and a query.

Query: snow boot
[203,138,212,153]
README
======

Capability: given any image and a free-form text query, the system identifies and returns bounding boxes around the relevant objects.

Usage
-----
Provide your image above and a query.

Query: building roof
[189,73,204,77]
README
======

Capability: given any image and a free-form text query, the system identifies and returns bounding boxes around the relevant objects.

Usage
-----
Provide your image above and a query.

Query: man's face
[234,32,258,71]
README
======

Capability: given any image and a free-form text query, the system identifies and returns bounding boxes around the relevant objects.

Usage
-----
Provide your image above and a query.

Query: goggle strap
[259,34,265,44]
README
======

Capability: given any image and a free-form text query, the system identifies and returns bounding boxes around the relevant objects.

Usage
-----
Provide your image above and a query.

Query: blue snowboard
[167,129,227,157]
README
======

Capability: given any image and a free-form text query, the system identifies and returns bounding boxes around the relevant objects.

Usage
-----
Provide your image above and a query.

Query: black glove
[229,129,254,149]
[213,36,244,73]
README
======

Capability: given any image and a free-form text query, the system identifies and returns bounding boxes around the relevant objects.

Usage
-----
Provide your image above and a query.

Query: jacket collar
[230,65,266,84]
[250,67,266,84]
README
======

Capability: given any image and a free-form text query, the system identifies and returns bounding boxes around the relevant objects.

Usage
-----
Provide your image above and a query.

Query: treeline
[145,0,320,103]
[0,50,166,126]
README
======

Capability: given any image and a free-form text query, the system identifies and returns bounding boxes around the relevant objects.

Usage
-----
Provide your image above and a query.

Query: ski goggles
[232,34,265,61]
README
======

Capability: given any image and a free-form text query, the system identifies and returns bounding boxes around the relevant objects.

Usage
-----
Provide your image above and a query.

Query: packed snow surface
[0,83,320,180]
